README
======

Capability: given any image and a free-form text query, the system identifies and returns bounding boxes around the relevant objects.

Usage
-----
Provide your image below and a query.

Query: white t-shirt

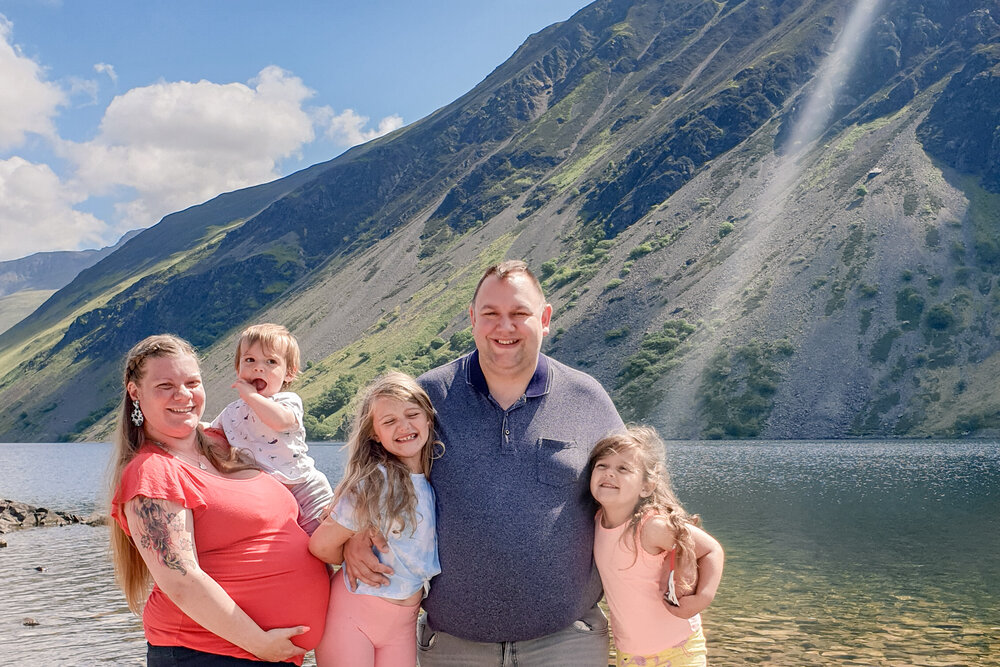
[210,391,314,482]
[331,465,440,600]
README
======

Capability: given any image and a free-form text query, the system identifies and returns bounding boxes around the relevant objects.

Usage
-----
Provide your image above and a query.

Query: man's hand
[341,527,393,589]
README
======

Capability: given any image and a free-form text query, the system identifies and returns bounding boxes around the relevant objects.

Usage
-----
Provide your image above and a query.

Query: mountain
[1,0,999,442]
[0,231,142,335]
[0,232,136,298]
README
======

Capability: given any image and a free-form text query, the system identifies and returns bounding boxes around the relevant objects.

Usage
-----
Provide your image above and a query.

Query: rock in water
[0,498,95,533]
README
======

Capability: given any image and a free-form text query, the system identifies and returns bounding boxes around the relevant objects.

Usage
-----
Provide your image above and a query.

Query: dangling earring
[131,399,144,427]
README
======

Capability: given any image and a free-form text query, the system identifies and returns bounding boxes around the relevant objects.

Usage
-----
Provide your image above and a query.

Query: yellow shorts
[616,627,707,666]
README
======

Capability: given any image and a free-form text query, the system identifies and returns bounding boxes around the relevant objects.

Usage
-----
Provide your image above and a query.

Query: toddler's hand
[232,378,258,400]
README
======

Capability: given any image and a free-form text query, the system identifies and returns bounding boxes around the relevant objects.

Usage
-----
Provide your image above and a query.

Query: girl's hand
[249,626,310,662]
[342,527,393,589]
[308,516,354,565]
[663,524,724,618]
[667,593,707,619]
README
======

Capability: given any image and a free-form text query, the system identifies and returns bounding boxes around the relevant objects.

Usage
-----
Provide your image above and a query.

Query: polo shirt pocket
[537,438,579,486]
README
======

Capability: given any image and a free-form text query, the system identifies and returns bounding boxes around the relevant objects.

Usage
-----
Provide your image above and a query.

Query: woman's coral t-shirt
[111,445,330,664]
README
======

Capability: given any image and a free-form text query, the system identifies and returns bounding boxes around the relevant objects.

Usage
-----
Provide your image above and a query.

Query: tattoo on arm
[132,497,193,575]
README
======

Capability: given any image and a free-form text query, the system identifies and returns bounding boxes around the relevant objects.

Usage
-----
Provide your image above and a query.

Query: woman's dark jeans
[147,644,291,666]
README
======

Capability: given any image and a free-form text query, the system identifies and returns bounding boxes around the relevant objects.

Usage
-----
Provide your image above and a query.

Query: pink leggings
[314,576,420,667]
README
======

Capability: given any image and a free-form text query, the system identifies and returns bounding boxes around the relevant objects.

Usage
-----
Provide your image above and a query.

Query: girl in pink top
[589,427,724,667]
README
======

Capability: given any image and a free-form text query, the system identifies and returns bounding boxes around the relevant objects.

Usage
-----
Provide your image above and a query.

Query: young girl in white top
[310,371,441,667]
[589,426,724,667]
[209,323,332,534]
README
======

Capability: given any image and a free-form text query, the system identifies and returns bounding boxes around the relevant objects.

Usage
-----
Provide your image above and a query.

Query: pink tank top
[593,510,700,655]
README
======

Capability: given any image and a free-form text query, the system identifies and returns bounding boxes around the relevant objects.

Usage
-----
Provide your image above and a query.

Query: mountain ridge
[0,231,137,299]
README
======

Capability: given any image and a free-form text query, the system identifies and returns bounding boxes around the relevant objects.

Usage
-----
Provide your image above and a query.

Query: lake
[1,440,998,666]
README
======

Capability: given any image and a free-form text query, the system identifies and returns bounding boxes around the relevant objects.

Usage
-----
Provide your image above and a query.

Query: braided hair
[109,334,258,612]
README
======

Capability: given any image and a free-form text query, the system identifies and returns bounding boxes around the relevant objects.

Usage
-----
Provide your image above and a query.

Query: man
[345,260,624,666]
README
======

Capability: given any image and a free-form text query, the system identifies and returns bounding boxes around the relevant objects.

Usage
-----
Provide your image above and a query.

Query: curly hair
[588,426,700,588]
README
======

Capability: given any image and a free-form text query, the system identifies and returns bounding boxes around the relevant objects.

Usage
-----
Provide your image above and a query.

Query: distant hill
[1,0,998,442]
[0,230,140,298]
[0,231,141,335]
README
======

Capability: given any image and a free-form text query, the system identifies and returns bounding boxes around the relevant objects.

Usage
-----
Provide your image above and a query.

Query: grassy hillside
[0,290,55,336]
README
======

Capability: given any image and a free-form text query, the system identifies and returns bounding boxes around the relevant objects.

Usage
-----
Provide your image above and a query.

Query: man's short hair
[472,260,545,306]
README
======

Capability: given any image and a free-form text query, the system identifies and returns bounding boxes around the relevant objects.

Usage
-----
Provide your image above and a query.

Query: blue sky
[0,0,588,261]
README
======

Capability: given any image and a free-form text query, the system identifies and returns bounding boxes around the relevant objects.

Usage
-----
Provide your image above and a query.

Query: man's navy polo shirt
[418,350,624,642]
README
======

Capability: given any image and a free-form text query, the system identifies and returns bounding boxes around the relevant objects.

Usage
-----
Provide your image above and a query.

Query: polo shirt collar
[467,349,550,399]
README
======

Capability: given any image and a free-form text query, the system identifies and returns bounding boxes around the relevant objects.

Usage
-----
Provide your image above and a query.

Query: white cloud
[0,18,407,261]
[0,157,105,261]
[325,108,404,147]
[0,16,64,150]
[94,62,117,84]
[67,76,99,105]
[65,65,318,230]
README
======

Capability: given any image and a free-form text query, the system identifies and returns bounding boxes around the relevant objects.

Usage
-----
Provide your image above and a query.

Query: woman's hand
[124,495,309,658]
[248,626,310,662]
[342,527,393,589]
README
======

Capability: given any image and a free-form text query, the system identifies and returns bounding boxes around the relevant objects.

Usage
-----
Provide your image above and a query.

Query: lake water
[1,440,998,666]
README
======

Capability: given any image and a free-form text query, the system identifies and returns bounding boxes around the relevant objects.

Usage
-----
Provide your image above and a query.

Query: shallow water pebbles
[819,651,860,660]
[749,628,796,639]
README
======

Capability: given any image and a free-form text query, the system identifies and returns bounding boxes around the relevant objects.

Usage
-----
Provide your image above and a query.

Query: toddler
[211,323,332,534]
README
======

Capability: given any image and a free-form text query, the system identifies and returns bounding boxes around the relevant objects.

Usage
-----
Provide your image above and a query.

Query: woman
[109,334,330,665]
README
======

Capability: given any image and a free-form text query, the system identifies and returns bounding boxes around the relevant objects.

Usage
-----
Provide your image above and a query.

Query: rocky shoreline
[0,498,106,536]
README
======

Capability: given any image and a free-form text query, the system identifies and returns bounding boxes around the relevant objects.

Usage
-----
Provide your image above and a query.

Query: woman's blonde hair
[588,426,700,586]
[332,371,442,536]
[108,334,258,613]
